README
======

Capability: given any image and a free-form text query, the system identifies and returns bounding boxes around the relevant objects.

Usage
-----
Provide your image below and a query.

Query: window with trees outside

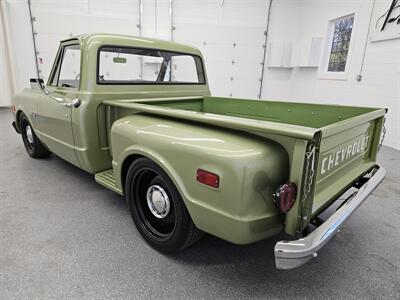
[327,15,354,72]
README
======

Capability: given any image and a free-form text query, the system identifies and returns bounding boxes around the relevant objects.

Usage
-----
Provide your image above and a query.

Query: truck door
[37,43,81,167]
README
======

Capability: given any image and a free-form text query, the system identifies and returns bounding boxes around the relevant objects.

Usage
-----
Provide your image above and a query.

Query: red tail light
[273,182,297,213]
[11,105,16,113]
[196,169,219,188]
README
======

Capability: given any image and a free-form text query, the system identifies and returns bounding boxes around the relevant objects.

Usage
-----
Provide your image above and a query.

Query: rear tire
[19,113,50,158]
[125,157,203,253]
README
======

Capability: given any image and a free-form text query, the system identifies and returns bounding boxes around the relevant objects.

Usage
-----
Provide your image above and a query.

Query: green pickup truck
[11,33,387,269]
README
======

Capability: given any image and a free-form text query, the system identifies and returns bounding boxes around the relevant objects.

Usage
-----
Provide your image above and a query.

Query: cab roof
[61,33,202,56]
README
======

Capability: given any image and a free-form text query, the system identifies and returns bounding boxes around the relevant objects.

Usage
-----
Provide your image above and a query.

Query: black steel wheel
[125,158,203,253]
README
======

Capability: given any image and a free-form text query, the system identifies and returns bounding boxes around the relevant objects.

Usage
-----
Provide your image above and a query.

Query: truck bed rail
[103,99,319,140]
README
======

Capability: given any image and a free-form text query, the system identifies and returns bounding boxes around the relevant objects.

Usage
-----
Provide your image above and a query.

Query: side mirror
[30,78,44,89]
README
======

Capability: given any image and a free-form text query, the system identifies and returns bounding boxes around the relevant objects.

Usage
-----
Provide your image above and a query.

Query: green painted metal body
[12,34,386,245]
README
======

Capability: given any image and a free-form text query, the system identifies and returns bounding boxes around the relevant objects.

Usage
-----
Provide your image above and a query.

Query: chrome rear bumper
[275,165,386,270]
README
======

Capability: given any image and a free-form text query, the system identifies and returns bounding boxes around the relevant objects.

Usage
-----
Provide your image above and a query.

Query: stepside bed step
[95,169,123,195]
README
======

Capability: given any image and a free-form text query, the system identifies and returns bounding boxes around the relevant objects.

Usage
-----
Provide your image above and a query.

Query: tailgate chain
[378,117,386,151]
[302,144,316,203]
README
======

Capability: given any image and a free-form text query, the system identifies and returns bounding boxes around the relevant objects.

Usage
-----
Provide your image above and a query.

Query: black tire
[125,158,203,253]
[19,113,50,158]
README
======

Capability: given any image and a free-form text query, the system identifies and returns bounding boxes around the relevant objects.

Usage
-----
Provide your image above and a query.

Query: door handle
[63,98,81,108]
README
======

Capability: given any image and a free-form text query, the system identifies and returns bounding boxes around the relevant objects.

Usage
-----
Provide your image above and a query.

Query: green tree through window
[328,16,354,72]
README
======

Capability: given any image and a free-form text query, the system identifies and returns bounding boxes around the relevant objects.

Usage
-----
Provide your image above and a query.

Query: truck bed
[102,96,386,234]
[143,96,377,128]
[104,96,382,133]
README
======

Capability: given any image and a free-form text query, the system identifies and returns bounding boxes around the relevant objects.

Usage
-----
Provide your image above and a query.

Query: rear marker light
[196,169,219,188]
[273,182,297,213]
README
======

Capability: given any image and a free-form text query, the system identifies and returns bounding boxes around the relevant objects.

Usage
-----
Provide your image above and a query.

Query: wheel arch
[15,109,24,131]
[118,147,190,203]
[120,153,144,193]
[16,109,35,132]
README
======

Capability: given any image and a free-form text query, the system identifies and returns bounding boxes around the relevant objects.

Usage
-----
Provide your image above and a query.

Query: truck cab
[13,34,210,172]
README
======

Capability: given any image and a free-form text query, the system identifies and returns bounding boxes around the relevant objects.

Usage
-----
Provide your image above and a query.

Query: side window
[51,44,81,88]
[50,50,62,86]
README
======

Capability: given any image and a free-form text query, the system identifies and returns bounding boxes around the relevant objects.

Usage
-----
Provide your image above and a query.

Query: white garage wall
[0,5,14,107]
[172,0,269,98]
[31,0,141,82]
[2,0,399,149]
[3,0,270,99]
[1,0,35,100]
[262,0,400,149]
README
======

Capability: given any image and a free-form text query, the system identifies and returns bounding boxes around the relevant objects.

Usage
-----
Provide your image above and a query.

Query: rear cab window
[97,46,205,85]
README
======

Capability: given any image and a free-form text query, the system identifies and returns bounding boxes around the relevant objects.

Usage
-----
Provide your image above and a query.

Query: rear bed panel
[311,115,385,216]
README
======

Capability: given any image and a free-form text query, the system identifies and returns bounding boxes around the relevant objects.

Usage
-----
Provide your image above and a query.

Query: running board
[95,169,123,195]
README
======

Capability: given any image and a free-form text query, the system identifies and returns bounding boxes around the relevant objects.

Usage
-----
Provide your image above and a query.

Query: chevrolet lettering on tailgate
[321,134,370,175]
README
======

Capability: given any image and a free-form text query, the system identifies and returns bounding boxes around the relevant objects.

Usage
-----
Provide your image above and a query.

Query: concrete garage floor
[0,108,399,299]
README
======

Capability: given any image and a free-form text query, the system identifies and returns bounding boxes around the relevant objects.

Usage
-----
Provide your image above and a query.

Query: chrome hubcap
[26,125,34,144]
[146,185,170,219]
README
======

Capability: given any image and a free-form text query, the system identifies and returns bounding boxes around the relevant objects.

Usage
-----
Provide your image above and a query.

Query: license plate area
[307,166,378,233]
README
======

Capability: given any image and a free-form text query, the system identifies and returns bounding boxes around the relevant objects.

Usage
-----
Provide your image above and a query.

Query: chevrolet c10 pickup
[11,34,387,270]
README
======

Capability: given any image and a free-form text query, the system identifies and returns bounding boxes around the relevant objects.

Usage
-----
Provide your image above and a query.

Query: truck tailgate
[311,110,386,216]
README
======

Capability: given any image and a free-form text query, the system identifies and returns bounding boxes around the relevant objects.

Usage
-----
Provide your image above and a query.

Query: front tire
[125,158,202,253]
[19,113,50,158]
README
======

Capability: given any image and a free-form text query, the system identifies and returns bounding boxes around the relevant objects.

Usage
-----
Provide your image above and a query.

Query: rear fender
[110,114,289,244]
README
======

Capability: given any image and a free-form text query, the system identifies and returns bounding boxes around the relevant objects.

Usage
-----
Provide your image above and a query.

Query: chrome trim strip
[275,165,386,270]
